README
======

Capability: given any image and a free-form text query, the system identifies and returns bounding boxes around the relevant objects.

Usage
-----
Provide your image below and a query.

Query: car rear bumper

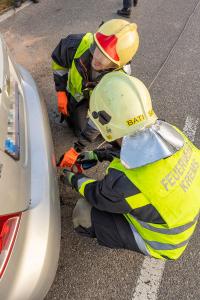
[0,66,61,300]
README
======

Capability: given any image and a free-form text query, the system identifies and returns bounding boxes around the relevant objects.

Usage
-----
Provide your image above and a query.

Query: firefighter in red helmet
[52,19,139,167]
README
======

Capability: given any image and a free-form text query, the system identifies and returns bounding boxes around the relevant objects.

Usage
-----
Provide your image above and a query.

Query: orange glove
[57,91,68,116]
[57,148,79,168]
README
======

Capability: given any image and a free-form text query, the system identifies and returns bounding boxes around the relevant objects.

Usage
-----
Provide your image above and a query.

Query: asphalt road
[1,0,200,299]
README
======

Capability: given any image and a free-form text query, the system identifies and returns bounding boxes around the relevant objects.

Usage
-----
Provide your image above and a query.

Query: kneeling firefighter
[52,19,139,167]
[61,72,200,260]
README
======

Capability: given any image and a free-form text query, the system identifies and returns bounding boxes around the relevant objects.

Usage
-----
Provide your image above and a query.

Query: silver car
[0,35,61,299]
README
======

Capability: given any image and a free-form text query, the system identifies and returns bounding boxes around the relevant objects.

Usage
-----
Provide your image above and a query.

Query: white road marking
[132,257,165,300]
[0,1,32,23]
[132,116,199,300]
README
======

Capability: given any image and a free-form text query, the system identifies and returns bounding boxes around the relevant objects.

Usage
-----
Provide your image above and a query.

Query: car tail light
[4,82,20,160]
[0,213,21,278]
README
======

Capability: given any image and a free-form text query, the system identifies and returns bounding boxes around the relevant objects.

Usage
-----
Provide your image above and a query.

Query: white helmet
[88,72,157,141]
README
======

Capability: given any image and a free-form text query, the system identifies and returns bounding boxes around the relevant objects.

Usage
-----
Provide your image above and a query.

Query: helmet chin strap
[120,120,185,169]
[91,66,116,73]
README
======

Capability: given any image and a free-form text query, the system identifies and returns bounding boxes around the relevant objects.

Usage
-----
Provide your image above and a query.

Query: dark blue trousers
[123,0,138,9]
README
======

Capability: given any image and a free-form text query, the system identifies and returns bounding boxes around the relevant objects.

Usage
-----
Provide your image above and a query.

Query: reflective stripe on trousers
[129,224,150,255]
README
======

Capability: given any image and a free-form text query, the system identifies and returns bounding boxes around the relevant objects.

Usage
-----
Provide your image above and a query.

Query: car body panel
[0,36,61,299]
[0,36,31,214]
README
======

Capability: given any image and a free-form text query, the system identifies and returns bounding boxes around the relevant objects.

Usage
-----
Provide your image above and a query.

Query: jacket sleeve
[72,168,141,214]
[51,34,85,91]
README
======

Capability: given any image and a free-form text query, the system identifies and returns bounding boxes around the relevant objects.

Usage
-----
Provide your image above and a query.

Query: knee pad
[72,198,92,229]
